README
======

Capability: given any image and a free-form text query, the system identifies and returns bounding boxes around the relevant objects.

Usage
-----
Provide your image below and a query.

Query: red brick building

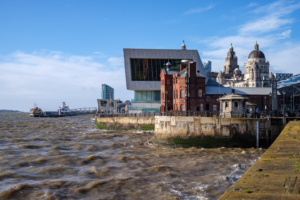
[160,62,281,113]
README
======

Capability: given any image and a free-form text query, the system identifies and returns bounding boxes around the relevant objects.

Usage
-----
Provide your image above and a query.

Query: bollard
[256,121,259,149]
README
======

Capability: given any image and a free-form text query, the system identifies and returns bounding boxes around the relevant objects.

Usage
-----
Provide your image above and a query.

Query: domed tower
[224,43,239,74]
[244,42,270,87]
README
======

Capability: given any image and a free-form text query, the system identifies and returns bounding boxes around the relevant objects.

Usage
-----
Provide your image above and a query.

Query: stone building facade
[209,42,274,88]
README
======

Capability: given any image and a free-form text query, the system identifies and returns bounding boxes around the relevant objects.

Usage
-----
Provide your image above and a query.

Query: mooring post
[256,121,259,149]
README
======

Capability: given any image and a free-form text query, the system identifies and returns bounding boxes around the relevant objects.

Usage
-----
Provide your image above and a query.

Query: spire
[254,41,259,50]
[181,40,186,50]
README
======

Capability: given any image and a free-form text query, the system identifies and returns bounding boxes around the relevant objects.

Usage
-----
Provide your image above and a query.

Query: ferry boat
[59,102,70,112]
[29,103,43,117]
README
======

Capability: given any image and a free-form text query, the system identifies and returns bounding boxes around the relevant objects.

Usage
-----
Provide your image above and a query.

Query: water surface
[0,113,264,199]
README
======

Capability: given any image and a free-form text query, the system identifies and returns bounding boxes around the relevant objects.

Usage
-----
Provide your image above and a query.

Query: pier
[219,120,300,199]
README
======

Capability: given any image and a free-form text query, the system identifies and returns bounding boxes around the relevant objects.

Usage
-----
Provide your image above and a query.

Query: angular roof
[162,68,205,78]
[217,89,249,101]
[206,86,280,95]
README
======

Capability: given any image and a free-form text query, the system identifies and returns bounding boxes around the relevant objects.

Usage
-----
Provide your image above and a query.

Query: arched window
[180,89,184,98]
[181,104,184,111]
[198,89,203,97]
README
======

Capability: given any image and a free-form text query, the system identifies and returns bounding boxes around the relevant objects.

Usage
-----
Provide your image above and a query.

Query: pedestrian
[256,107,260,118]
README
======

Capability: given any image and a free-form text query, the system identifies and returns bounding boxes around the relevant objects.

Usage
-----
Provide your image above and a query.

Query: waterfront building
[209,42,274,88]
[101,84,114,100]
[97,99,129,113]
[159,61,281,113]
[203,60,212,73]
[274,73,293,81]
[123,42,207,113]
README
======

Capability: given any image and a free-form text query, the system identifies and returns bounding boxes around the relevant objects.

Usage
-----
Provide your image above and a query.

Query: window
[180,89,184,98]
[198,89,203,97]
[167,79,170,84]
[225,102,228,108]
[130,58,188,81]
[234,102,238,107]
[111,102,114,107]
[213,105,217,111]
[181,104,184,111]
[200,103,203,111]
[100,101,107,107]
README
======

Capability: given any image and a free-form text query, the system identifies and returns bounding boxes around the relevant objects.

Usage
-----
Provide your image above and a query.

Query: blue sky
[1,0,300,111]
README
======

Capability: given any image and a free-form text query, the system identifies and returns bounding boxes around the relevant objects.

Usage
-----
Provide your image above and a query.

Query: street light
[165,90,168,113]
[264,96,267,112]
[269,92,272,112]
[181,60,193,112]
[282,90,286,113]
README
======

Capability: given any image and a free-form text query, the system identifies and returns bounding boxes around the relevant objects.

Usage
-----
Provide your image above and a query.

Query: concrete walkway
[219,121,300,200]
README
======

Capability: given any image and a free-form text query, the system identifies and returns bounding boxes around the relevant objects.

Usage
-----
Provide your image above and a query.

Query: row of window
[173,104,217,111]
[131,59,188,81]
[171,89,203,99]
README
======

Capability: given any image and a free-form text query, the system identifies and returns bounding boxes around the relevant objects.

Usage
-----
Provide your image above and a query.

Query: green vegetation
[140,126,154,130]
[270,156,276,158]
[167,137,244,148]
[263,159,271,161]
[243,190,251,193]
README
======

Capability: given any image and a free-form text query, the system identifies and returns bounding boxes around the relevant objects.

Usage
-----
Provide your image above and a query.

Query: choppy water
[0,113,264,200]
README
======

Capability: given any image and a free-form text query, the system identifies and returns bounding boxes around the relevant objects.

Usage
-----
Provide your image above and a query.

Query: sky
[1,0,300,111]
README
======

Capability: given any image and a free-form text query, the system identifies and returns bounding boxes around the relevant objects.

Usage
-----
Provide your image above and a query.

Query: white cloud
[197,1,300,74]
[0,51,132,111]
[183,5,214,15]
[239,1,300,35]
[108,57,124,67]
[278,30,291,39]
[247,3,258,8]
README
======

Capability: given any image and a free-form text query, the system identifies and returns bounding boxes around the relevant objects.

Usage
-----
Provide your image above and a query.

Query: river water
[0,113,264,200]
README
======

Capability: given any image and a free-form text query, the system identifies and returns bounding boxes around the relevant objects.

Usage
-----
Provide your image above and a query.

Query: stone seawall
[154,116,283,147]
[218,121,300,199]
[96,116,155,128]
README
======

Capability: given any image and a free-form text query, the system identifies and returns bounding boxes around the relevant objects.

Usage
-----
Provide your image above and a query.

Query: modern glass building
[203,60,211,73]
[101,84,114,100]
[124,46,207,113]
[277,74,300,111]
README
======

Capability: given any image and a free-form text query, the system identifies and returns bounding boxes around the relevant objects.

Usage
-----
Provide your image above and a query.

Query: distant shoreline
[0,110,24,113]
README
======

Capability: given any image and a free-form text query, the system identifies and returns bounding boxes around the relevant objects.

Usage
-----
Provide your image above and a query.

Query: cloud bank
[0,51,132,111]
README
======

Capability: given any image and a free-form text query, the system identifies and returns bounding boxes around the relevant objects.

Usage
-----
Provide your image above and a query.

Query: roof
[178,68,205,78]
[248,50,265,59]
[162,68,205,78]
[217,90,249,101]
[206,78,223,86]
[162,69,179,75]
[205,86,281,95]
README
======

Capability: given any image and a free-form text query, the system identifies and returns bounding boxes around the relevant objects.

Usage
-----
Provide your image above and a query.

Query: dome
[248,50,265,59]
[248,42,265,59]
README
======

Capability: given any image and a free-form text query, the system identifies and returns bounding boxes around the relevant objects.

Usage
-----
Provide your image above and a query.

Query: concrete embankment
[95,116,155,129]
[219,121,300,200]
[155,116,283,148]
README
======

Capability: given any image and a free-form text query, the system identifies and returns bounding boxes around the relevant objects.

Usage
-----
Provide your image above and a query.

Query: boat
[29,103,43,117]
[59,102,70,112]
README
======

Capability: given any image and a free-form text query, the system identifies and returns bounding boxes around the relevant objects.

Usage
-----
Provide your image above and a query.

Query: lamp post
[181,60,193,113]
[282,90,286,114]
[165,90,168,113]
[264,96,267,115]
[165,61,171,114]
[290,95,293,111]
[269,92,272,114]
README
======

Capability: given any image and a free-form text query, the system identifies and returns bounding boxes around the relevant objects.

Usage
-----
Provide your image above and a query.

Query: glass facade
[203,60,211,73]
[130,58,189,81]
[133,91,161,102]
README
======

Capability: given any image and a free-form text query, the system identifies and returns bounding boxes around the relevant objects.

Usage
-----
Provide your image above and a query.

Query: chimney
[180,64,186,71]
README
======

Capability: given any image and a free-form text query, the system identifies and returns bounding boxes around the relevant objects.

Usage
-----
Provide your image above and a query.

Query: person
[256,107,260,118]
